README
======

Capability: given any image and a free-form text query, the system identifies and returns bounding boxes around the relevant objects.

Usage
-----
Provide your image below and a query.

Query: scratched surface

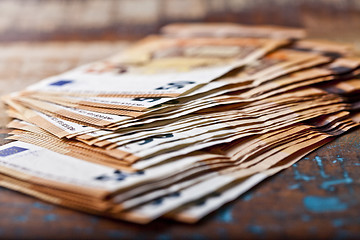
[0,128,359,239]
[0,0,360,236]
[0,43,359,239]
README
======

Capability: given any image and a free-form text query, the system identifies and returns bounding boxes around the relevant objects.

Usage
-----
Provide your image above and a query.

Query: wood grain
[0,0,359,238]
[0,41,359,239]
[0,41,129,127]
[0,129,359,239]
[0,0,359,47]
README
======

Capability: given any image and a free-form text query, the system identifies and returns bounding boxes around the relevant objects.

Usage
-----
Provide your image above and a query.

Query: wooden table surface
[0,40,359,240]
[0,128,359,239]
[0,129,359,239]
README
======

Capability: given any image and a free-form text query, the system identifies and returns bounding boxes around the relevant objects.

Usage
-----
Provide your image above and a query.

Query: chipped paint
[303,196,348,213]
[241,192,253,201]
[332,219,346,228]
[43,214,57,222]
[314,156,330,178]
[247,225,265,234]
[288,183,301,190]
[321,156,354,192]
[292,163,315,181]
[321,178,353,191]
[33,201,54,211]
[215,205,234,223]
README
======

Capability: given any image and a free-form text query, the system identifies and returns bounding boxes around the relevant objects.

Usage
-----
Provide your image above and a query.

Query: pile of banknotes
[1,23,360,224]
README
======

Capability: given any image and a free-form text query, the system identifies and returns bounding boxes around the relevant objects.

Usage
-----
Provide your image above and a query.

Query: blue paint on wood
[43,214,57,222]
[303,196,348,212]
[314,156,330,178]
[332,219,345,228]
[292,163,315,181]
[241,192,253,201]
[33,201,54,210]
[215,205,234,223]
[248,225,265,234]
[338,157,352,184]
[354,163,360,166]
[13,215,28,222]
[321,178,353,191]
[107,230,125,238]
[288,183,301,190]
[320,156,354,192]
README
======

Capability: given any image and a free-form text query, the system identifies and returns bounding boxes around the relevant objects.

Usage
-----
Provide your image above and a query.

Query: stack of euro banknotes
[1,23,360,224]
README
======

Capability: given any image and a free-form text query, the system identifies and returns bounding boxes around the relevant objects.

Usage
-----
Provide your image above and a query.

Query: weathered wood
[0,41,359,238]
[0,128,359,239]
[0,0,359,48]
[0,42,129,127]
[0,1,359,236]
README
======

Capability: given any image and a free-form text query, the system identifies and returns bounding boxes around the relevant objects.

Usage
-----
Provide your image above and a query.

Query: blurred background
[0,0,359,126]
[0,0,359,45]
[1,1,360,238]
